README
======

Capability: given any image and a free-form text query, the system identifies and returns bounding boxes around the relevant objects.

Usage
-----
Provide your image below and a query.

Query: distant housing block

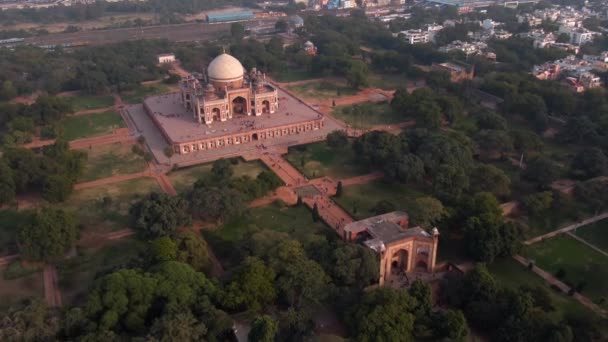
[432,62,474,82]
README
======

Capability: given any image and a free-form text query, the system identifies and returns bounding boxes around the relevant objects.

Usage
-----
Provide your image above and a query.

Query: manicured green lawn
[78,142,148,182]
[0,271,43,310]
[523,235,608,307]
[169,159,268,194]
[331,101,404,129]
[287,80,357,100]
[66,93,115,111]
[204,202,332,268]
[575,219,608,253]
[0,210,29,256]
[121,84,170,104]
[59,111,126,141]
[272,69,316,83]
[61,177,161,235]
[489,258,601,320]
[285,141,367,180]
[367,72,408,90]
[58,238,146,306]
[334,180,429,220]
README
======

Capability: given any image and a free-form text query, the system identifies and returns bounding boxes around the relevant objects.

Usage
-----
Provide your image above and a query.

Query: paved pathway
[43,265,62,308]
[524,212,608,245]
[513,255,607,317]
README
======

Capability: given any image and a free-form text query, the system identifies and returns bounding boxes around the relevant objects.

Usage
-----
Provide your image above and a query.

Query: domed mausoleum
[180,53,279,125]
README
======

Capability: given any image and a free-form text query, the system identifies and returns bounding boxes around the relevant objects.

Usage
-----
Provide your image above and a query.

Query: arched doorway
[232,96,247,115]
[262,100,270,113]
[390,249,409,275]
[252,133,259,141]
[212,108,220,121]
[416,260,428,271]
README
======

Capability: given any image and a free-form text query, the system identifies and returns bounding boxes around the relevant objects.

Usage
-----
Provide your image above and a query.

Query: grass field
[169,159,268,194]
[0,271,44,310]
[78,142,148,182]
[121,84,170,104]
[0,210,29,256]
[65,93,115,111]
[285,141,367,180]
[575,219,608,252]
[204,201,332,268]
[331,102,404,129]
[334,180,429,220]
[61,177,161,235]
[58,238,146,306]
[523,235,608,307]
[59,111,126,141]
[489,258,601,320]
[273,69,316,83]
[368,72,408,90]
[287,80,357,100]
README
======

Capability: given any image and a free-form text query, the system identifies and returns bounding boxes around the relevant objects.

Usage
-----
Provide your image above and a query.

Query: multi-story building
[399,29,430,44]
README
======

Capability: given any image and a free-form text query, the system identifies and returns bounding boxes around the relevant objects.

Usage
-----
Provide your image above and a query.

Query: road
[23,19,277,46]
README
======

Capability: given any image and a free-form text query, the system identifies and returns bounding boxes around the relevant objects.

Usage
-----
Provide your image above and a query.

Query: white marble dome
[207,53,245,82]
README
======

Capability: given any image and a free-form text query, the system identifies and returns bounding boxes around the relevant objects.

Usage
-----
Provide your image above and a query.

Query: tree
[475,110,507,130]
[470,164,511,198]
[163,146,174,163]
[475,129,514,159]
[0,299,61,341]
[150,236,178,263]
[231,23,245,41]
[211,158,233,181]
[0,80,18,100]
[574,178,608,213]
[149,312,207,342]
[129,192,191,238]
[524,156,562,188]
[522,192,553,218]
[371,199,395,215]
[434,309,469,340]
[330,243,379,288]
[175,232,210,272]
[312,202,320,222]
[18,208,78,262]
[570,147,607,180]
[556,33,570,43]
[275,19,288,33]
[189,185,245,223]
[393,153,425,184]
[42,174,73,202]
[222,257,276,312]
[249,315,278,342]
[335,181,343,197]
[409,279,432,316]
[0,160,16,205]
[346,60,369,89]
[326,130,348,149]
[410,196,446,228]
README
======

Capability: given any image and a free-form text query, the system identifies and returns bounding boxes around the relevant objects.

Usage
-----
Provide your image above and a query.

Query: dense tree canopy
[129,192,191,238]
[18,208,78,262]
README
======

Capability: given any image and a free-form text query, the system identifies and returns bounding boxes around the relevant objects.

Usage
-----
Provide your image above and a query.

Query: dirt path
[342,171,384,186]
[0,254,19,268]
[524,212,608,245]
[154,173,178,196]
[74,171,151,190]
[43,265,62,308]
[72,106,115,116]
[513,255,607,317]
[22,128,134,150]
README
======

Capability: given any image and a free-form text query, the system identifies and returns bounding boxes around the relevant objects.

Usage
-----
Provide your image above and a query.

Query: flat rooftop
[144,88,323,144]
[344,211,409,233]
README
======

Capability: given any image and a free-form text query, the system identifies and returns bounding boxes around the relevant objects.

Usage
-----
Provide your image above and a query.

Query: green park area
[169,159,268,194]
[285,141,367,180]
[331,101,403,129]
[78,142,148,182]
[488,258,601,321]
[204,201,330,268]
[120,84,170,104]
[272,69,316,83]
[57,238,146,306]
[65,93,115,112]
[61,177,161,235]
[575,219,608,252]
[0,271,44,310]
[334,180,428,220]
[287,79,357,100]
[59,111,126,141]
[523,235,608,307]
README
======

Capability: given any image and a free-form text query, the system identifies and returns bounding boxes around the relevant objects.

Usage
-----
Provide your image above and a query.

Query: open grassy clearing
[0,271,44,310]
[120,84,170,104]
[331,101,404,129]
[367,72,408,90]
[78,142,148,182]
[169,158,268,194]
[287,79,357,100]
[523,235,608,308]
[57,238,146,306]
[285,141,367,180]
[273,69,316,83]
[488,258,602,320]
[334,180,429,220]
[59,111,125,141]
[204,201,333,268]
[65,93,115,111]
[575,219,608,252]
[60,177,161,235]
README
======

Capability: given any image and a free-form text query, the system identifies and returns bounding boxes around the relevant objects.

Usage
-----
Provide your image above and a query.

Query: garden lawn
[367,72,408,90]
[0,210,29,256]
[334,180,429,220]
[0,271,44,310]
[287,79,357,100]
[331,102,403,129]
[272,69,316,83]
[489,258,601,321]
[575,219,608,253]
[57,238,146,306]
[285,141,367,180]
[61,177,161,235]
[523,235,608,307]
[59,111,125,141]
[169,159,268,194]
[204,201,332,268]
[78,142,148,182]
[65,93,115,111]
[121,84,169,104]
